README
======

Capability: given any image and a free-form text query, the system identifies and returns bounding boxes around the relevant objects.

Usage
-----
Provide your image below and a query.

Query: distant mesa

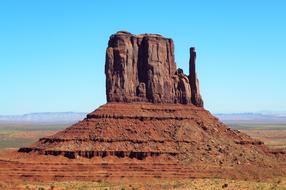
[0,112,86,124]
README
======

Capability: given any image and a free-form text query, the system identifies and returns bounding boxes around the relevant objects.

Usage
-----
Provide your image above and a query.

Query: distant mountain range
[0,112,286,124]
[0,112,87,124]
[214,112,286,123]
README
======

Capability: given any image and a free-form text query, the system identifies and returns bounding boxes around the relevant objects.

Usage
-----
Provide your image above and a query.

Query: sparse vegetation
[228,123,286,131]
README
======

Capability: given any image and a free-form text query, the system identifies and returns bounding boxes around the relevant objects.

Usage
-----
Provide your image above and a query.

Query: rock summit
[106,31,203,106]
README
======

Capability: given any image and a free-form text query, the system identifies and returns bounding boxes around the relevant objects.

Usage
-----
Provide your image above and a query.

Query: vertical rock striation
[105,31,203,106]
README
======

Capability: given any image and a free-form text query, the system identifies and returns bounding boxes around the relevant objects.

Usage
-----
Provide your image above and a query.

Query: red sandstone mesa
[10,31,284,181]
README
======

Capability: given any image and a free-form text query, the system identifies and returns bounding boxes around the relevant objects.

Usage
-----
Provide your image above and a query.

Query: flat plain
[0,123,69,150]
[227,122,286,151]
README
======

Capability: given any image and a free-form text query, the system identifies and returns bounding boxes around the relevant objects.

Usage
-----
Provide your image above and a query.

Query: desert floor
[1,177,286,190]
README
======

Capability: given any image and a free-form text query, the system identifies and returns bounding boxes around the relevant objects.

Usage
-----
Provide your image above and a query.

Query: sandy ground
[1,178,286,190]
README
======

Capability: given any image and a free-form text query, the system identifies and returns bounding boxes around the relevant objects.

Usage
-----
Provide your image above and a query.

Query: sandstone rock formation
[105,31,202,106]
[16,32,285,180]
[19,103,273,164]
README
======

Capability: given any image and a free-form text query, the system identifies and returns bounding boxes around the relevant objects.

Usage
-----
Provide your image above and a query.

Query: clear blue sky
[0,0,285,115]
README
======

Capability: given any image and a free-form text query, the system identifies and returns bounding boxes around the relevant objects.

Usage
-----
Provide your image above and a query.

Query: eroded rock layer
[19,103,278,169]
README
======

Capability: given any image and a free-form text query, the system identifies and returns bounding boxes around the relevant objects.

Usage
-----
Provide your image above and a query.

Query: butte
[13,31,285,180]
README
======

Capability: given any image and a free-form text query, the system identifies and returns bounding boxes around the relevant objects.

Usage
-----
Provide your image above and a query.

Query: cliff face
[105,31,203,106]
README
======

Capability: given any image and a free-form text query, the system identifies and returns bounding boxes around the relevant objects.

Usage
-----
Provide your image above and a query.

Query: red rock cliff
[105,31,203,106]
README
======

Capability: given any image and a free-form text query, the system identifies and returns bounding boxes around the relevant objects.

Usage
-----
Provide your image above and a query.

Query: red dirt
[0,150,285,183]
